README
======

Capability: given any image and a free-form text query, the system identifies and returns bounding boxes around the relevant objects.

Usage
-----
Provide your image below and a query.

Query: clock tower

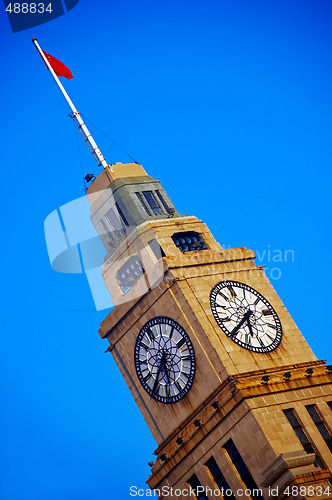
[87,162,332,499]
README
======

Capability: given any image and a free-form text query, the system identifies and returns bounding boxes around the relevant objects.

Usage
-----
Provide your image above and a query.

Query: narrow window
[187,474,209,500]
[99,219,116,245]
[223,440,263,498]
[136,192,151,215]
[306,405,332,452]
[115,202,129,227]
[105,207,125,238]
[283,409,323,467]
[156,190,170,212]
[205,456,236,500]
[142,191,163,215]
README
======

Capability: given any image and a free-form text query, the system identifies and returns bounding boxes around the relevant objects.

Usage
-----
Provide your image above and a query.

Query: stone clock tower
[87,162,332,499]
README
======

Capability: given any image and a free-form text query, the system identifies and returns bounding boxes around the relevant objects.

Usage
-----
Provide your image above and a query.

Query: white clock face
[210,281,282,353]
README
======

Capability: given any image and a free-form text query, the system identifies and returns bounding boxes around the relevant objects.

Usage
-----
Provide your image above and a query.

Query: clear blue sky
[1,1,332,499]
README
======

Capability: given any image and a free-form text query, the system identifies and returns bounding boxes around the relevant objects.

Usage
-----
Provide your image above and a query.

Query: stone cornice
[147,360,332,489]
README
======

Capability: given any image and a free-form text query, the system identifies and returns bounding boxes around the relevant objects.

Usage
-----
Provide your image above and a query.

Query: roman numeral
[175,381,182,392]
[177,337,186,348]
[262,309,273,316]
[227,285,237,297]
[169,326,174,339]
[254,297,260,305]
[141,340,150,349]
[267,323,277,330]
[219,292,229,301]
[143,373,152,384]
[146,328,155,342]
[257,337,265,347]
[153,384,160,395]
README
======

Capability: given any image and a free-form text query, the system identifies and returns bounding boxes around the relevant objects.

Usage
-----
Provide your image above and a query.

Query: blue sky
[1,1,332,499]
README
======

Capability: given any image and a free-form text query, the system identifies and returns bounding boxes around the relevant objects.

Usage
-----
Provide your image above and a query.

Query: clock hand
[152,352,167,394]
[159,354,173,386]
[163,361,172,386]
[246,316,255,337]
[230,310,253,337]
[162,363,170,385]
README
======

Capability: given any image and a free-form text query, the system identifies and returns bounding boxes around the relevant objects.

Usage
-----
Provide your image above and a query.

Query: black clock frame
[134,316,196,404]
[210,280,282,353]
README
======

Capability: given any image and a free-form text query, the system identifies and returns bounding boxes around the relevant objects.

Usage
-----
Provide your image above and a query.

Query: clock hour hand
[230,310,253,337]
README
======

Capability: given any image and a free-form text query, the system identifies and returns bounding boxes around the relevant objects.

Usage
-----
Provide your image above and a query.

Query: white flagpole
[32,38,108,169]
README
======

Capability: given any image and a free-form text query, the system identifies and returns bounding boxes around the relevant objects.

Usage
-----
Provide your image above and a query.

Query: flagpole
[32,38,108,169]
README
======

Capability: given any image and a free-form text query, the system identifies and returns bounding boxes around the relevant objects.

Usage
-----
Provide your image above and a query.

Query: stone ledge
[261,450,315,487]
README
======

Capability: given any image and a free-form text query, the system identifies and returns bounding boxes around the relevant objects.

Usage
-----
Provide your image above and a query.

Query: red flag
[43,51,73,79]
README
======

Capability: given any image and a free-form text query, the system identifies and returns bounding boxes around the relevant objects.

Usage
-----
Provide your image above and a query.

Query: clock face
[210,281,282,353]
[134,317,196,404]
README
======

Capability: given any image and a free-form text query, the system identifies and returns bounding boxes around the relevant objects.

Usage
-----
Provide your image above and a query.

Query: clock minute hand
[230,310,252,337]
[246,316,255,337]
[152,353,166,394]
[163,361,171,385]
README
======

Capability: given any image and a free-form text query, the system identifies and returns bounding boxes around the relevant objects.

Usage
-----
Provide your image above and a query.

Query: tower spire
[32,38,108,169]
